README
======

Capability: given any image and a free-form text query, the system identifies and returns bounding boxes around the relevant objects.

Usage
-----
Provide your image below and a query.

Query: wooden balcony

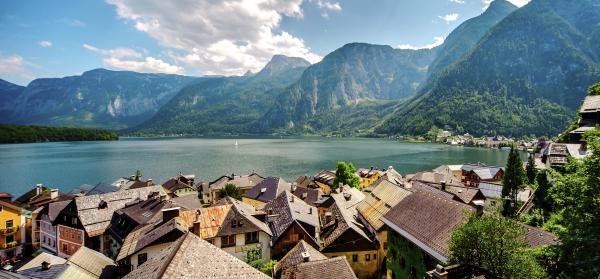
[0,241,20,250]
[0,227,18,235]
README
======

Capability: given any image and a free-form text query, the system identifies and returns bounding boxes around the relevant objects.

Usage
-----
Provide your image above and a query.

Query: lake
[0,137,510,196]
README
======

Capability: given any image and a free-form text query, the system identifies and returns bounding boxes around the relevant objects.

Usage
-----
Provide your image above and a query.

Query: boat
[234,140,239,147]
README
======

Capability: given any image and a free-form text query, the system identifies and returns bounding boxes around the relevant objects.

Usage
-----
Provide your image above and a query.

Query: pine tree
[502,146,525,216]
[526,154,537,184]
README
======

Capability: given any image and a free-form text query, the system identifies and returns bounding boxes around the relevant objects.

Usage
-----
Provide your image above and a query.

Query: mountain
[377,0,600,137]
[427,0,517,78]
[2,69,198,129]
[132,55,310,135]
[259,43,437,134]
[0,79,25,122]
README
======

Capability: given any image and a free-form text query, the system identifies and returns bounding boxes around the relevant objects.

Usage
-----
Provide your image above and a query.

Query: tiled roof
[116,217,188,262]
[321,194,374,250]
[408,171,462,185]
[0,270,31,279]
[65,246,116,278]
[273,240,328,278]
[314,170,336,186]
[381,191,474,262]
[580,95,600,113]
[210,173,264,191]
[263,191,319,243]
[356,179,413,231]
[17,252,68,279]
[291,186,322,206]
[75,186,166,236]
[162,178,194,192]
[521,223,559,247]
[86,183,119,196]
[48,200,73,222]
[244,177,292,203]
[411,181,484,205]
[181,205,231,239]
[279,257,357,279]
[123,233,270,279]
[170,194,203,209]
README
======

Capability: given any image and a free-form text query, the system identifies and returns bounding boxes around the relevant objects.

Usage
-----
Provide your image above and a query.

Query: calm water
[0,137,510,196]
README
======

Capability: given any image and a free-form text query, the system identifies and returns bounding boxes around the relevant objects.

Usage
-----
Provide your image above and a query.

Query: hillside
[0,79,25,122]
[0,124,118,144]
[377,0,600,137]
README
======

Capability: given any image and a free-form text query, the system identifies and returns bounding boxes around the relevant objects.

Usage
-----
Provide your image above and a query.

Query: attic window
[260,188,267,193]
[232,219,238,228]
[98,200,108,209]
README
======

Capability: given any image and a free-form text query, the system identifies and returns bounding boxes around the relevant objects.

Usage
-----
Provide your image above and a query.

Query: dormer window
[232,219,237,228]
[98,200,108,209]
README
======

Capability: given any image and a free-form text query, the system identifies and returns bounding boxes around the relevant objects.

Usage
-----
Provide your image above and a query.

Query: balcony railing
[0,241,20,249]
[0,227,18,235]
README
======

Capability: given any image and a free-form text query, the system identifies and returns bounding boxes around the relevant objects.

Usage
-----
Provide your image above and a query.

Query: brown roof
[356,179,413,231]
[123,233,269,279]
[411,181,485,205]
[408,171,462,185]
[116,217,188,262]
[273,240,328,278]
[162,177,194,193]
[314,170,336,186]
[0,192,13,199]
[521,223,559,247]
[210,173,264,191]
[580,95,600,113]
[381,191,474,263]
[263,191,319,244]
[279,257,357,279]
[0,199,25,213]
[244,177,292,203]
[170,194,203,209]
[320,194,375,252]
[291,186,322,206]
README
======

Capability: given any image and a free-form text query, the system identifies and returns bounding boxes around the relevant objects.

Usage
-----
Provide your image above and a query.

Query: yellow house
[0,200,28,258]
[356,168,383,189]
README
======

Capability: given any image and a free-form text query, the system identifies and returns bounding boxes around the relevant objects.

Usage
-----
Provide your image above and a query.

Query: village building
[243,177,292,207]
[275,240,357,279]
[0,200,28,260]
[161,174,197,198]
[17,246,116,279]
[407,173,486,206]
[263,191,320,259]
[290,184,323,207]
[460,164,504,187]
[182,197,272,261]
[122,232,269,279]
[356,178,413,270]
[35,199,71,255]
[569,95,600,142]
[356,167,382,189]
[379,166,405,186]
[542,142,589,168]
[200,173,264,204]
[111,175,155,191]
[380,191,475,279]
[313,170,336,193]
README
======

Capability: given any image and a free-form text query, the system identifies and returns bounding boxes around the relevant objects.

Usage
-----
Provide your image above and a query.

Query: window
[245,231,259,244]
[231,219,237,228]
[0,205,3,211]
[365,254,371,261]
[221,235,236,247]
[62,243,68,254]
[352,254,358,262]
[72,218,78,225]
[137,253,148,266]
[373,253,377,260]
[5,220,13,228]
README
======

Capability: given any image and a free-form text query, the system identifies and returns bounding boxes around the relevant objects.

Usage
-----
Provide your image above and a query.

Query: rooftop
[244,177,292,203]
[580,95,600,113]
[263,191,319,244]
[279,256,357,279]
[356,178,413,231]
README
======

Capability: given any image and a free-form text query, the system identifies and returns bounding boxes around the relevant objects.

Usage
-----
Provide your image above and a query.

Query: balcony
[0,241,20,250]
[0,227,18,235]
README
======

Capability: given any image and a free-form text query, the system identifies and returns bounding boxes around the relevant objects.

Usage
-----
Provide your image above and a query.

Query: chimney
[431,264,448,279]
[41,261,51,271]
[301,252,310,262]
[147,178,153,186]
[162,207,181,222]
[36,184,43,195]
[440,180,446,192]
[309,207,313,214]
[473,200,484,217]
[50,189,59,200]
[195,209,201,222]
[343,192,351,201]
[291,183,297,193]
[290,195,294,202]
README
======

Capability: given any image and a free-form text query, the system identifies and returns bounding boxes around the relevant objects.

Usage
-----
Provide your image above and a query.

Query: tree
[526,154,537,184]
[135,169,142,181]
[449,214,547,279]
[587,82,600,96]
[502,146,525,216]
[244,248,277,276]
[548,128,600,277]
[333,161,361,191]
[219,183,242,200]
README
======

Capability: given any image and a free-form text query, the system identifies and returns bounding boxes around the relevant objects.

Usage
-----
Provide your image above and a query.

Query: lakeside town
[0,95,596,279]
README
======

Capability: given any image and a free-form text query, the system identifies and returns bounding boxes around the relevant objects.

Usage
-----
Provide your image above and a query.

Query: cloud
[82,43,184,74]
[313,0,342,19]
[449,0,465,4]
[483,0,530,9]
[59,18,86,27]
[106,0,321,76]
[39,41,52,48]
[0,54,34,85]
[398,36,445,50]
[438,13,459,24]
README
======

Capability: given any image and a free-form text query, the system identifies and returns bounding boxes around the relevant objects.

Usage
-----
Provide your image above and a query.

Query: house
[122,232,270,279]
[263,191,320,259]
[409,180,486,206]
[380,191,475,279]
[35,199,72,254]
[290,185,323,207]
[53,186,166,257]
[380,166,405,186]
[200,173,264,204]
[542,142,589,168]
[460,164,504,187]
[0,200,28,259]
[320,193,378,278]
[314,170,336,193]
[111,175,155,190]
[161,174,197,198]
[356,167,383,189]
[569,95,600,142]
[356,178,413,267]
[182,197,272,261]
[17,246,116,279]
[243,177,292,207]
[407,171,462,187]
[275,240,357,279]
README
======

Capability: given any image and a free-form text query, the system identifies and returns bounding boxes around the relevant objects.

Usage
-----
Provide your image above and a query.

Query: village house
[356,178,413,270]
[53,186,166,257]
[380,191,476,279]
[313,170,336,193]
[17,246,117,279]
[274,240,357,279]
[111,174,155,190]
[243,177,292,207]
[380,166,405,186]
[182,197,272,261]
[542,142,589,168]
[0,199,28,260]
[122,232,269,279]
[263,191,320,259]
[35,199,71,255]
[460,164,504,187]
[569,95,600,142]
[161,174,197,198]
[407,172,486,206]
[199,173,264,204]
[290,184,323,207]
[356,167,382,189]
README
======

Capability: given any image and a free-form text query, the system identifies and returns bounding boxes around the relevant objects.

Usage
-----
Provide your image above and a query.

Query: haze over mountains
[1,0,598,137]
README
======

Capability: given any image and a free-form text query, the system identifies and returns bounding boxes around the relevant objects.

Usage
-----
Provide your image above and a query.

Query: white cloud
[39,40,52,48]
[106,0,321,76]
[438,13,459,24]
[82,43,184,74]
[398,36,445,50]
[449,0,465,4]
[0,54,34,84]
[312,0,341,19]
[482,0,530,10]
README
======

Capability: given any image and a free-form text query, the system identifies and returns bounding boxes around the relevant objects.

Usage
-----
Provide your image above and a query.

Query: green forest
[0,124,118,144]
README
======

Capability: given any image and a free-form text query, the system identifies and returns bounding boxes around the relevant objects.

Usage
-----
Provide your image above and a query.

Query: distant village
[0,95,596,279]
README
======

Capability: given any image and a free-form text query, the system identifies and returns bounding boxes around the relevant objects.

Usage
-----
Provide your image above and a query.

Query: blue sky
[0,0,528,85]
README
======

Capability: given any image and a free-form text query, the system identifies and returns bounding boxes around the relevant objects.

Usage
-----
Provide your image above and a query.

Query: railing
[0,227,17,235]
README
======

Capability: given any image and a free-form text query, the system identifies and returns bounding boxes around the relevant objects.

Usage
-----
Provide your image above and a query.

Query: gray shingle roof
[279,257,357,279]
[244,177,292,203]
[273,240,327,278]
[263,191,319,243]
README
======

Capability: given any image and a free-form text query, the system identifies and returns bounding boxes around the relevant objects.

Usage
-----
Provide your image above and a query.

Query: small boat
[234,140,239,147]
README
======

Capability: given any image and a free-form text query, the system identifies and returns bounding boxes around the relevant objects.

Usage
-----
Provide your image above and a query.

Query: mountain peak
[255,55,311,78]
[486,0,518,14]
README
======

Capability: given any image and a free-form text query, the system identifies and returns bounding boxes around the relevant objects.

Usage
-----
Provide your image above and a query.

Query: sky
[0,0,529,86]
